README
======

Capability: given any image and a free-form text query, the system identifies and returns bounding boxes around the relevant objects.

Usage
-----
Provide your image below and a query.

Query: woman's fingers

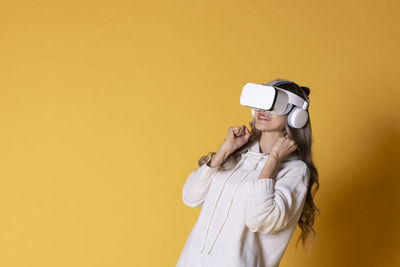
[233,127,239,135]
[241,125,246,135]
[237,125,245,136]
[231,125,250,138]
[238,126,243,135]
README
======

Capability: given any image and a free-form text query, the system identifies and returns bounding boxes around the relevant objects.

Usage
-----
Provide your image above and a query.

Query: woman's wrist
[207,144,232,168]
[258,154,280,179]
[269,153,280,162]
[220,142,235,155]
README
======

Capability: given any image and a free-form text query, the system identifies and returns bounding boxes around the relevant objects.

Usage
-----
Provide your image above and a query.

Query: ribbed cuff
[199,161,218,176]
[245,178,275,194]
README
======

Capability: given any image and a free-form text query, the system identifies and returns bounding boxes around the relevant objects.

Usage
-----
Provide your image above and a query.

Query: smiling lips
[258,113,271,121]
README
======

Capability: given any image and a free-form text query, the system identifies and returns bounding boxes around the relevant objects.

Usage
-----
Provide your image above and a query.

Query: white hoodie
[177,140,310,267]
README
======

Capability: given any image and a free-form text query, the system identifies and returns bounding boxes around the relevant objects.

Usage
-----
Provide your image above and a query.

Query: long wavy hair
[198,78,320,252]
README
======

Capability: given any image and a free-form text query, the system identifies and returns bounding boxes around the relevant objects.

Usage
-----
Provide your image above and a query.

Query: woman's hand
[258,134,297,179]
[208,125,250,168]
[270,134,298,161]
[222,125,251,153]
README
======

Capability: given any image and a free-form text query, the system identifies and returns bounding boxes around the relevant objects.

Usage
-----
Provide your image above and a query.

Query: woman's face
[254,110,287,133]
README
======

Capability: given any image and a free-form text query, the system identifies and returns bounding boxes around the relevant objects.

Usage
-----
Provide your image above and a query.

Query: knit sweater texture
[177,140,310,267]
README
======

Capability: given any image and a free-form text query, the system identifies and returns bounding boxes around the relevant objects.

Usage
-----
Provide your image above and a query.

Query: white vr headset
[240,80,310,129]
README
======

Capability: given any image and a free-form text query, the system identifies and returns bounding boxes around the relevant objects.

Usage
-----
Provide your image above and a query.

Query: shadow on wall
[315,119,400,267]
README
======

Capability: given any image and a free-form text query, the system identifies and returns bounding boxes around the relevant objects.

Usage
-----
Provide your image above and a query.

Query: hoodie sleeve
[244,163,310,234]
[182,159,219,208]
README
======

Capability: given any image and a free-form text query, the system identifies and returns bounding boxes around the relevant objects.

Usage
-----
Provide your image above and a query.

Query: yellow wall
[1,0,399,266]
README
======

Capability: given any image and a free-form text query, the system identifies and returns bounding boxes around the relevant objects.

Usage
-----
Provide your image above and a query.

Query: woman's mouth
[258,114,271,121]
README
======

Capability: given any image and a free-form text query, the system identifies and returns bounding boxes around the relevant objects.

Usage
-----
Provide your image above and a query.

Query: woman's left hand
[270,134,298,161]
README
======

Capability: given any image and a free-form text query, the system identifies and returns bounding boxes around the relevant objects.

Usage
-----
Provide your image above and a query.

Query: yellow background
[1,0,399,266]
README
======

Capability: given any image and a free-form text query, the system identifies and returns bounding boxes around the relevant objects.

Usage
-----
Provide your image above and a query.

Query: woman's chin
[255,125,271,131]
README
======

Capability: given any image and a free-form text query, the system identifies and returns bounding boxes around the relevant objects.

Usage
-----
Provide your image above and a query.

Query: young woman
[177,79,320,267]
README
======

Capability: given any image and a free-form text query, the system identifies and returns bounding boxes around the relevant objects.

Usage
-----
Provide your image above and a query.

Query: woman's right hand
[222,125,251,153]
[207,125,251,168]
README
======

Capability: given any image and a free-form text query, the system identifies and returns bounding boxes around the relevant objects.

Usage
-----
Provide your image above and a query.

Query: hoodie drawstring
[206,156,265,254]
[200,155,247,253]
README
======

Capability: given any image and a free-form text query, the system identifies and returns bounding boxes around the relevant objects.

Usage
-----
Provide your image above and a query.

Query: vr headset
[240,80,310,129]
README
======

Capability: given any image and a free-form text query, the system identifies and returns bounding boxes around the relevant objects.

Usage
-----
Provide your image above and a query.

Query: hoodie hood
[246,140,297,161]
